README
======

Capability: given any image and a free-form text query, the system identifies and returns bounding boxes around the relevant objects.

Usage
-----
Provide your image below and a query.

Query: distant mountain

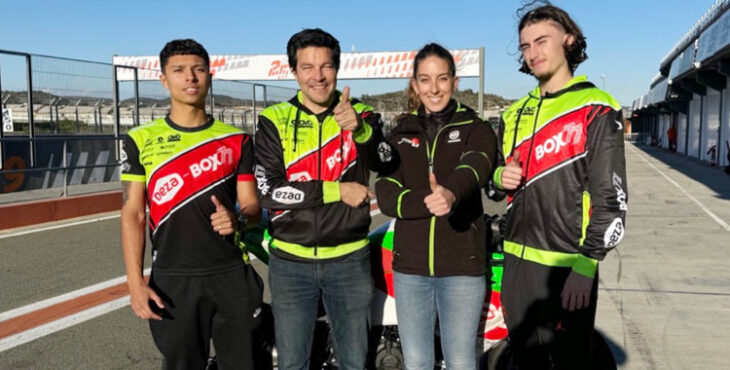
[3,88,514,112]
[1,90,261,108]
[360,88,514,111]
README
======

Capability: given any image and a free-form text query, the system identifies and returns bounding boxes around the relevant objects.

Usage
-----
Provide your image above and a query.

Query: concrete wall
[701,89,721,163]
[688,94,702,158]
[677,112,688,154]
[721,77,730,167]
[660,114,671,149]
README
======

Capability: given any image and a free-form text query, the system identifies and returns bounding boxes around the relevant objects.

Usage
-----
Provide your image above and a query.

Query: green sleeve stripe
[121,174,146,183]
[455,164,479,183]
[461,151,488,160]
[503,240,598,279]
[353,122,373,144]
[493,166,504,188]
[376,177,403,188]
[322,181,340,204]
[572,254,598,279]
[579,191,591,247]
[397,189,411,219]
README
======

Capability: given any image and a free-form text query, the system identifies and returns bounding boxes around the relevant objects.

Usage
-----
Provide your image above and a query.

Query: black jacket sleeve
[374,136,432,220]
[487,117,508,201]
[254,115,340,210]
[441,118,497,206]
[350,100,398,175]
[581,107,628,261]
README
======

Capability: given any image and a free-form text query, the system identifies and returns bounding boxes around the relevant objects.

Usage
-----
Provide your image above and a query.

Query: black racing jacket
[490,75,628,278]
[255,90,394,261]
[376,102,497,276]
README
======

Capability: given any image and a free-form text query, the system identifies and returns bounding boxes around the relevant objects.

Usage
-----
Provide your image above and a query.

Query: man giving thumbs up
[254,28,395,370]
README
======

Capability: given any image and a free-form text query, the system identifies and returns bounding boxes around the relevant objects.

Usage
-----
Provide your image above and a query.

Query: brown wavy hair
[517,2,587,75]
[401,43,456,117]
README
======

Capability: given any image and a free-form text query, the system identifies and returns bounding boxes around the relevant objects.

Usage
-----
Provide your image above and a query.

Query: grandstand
[632,0,730,167]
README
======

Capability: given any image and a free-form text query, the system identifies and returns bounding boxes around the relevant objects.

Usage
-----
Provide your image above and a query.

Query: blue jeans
[393,271,486,370]
[269,247,373,370]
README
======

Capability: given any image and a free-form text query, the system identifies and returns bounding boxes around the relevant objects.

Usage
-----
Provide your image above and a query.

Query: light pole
[600,74,606,90]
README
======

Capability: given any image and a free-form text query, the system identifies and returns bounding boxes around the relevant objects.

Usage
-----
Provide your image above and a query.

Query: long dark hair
[403,43,456,115]
[517,2,587,75]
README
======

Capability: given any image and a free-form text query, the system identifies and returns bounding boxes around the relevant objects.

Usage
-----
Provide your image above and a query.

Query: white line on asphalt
[0,202,383,351]
[0,268,150,323]
[630,145,730,232]
[0,213,121,240]
[0,296,131,352]
[0,199,382,240]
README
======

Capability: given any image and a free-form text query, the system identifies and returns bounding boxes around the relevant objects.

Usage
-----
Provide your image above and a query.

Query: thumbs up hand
[333,86,362,132]
[501,150,524,190]
[424,173,456,216]
[210,195,236,235]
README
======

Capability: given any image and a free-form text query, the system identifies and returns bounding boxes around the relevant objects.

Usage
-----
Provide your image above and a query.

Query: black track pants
[501,254,598,370]
[148,264,264,370]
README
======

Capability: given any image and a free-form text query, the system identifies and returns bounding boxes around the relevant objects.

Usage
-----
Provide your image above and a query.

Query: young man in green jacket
[491,5,628,369]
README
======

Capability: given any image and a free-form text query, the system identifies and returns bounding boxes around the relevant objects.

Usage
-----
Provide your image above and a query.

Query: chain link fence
[0,50,296,195]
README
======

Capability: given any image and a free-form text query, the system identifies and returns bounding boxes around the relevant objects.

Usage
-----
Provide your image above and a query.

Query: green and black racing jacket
[490,75,628,279]
[255,90,394,261]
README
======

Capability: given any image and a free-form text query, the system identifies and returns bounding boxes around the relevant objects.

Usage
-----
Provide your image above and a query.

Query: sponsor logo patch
[534,122,582,160]
[378,142,392,162]
[516,106,536,116]
[255,165,270,196]
[612,172,628,211]
[152,173,184,205]
[288,171,312,182]
[272,186,305,204]
[326,140,353,170]
[290,119,314,128]
[447,130,461,143]
[190,146,234,178]
[398,137,420,148]
[604,217,624,248]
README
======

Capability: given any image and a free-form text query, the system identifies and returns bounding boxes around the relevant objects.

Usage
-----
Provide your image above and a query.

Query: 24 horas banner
[112,49,482,81]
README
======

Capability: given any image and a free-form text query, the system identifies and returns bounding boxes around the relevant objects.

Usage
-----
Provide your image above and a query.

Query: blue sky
[0,0,715,106]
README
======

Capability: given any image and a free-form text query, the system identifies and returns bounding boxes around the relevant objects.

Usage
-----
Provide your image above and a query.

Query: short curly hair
[517,3,587,75]
[159,39,210,72]
[287,28,341,71]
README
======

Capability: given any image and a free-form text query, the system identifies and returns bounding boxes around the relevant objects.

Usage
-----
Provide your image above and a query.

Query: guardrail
[0,136,120,196]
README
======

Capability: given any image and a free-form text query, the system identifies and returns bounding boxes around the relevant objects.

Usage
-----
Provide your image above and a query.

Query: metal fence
[0,50,296,195]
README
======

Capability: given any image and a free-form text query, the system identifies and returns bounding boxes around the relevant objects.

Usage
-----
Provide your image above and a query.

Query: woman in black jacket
[375,43,497,370]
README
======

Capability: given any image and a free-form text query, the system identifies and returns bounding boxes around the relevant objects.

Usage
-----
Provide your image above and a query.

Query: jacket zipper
[314,116,323,259]
[425,119,472,276]
[520,98,543,260]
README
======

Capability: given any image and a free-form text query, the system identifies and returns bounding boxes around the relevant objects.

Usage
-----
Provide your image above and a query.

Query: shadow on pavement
[632,144,730,200]
[597,328,626,366]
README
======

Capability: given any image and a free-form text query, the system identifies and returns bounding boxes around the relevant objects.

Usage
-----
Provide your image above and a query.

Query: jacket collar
[393,101,476,134]
[289,90,341,118]
[528,75,595,100]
